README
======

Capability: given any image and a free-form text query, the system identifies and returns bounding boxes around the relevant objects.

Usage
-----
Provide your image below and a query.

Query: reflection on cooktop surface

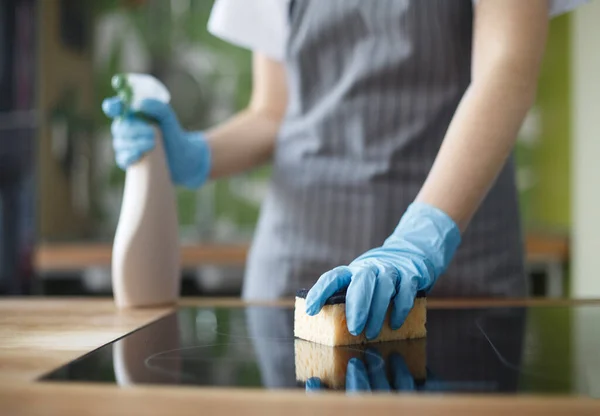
[40,305,600,397]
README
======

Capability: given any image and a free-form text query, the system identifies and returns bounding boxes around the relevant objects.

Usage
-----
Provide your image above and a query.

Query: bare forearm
[416,0,549,232]
[416,71,537,231]
[203,52,286,180]
[204,108,280,179]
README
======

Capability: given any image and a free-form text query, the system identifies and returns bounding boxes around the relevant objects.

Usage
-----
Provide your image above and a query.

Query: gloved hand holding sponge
[103,75,461,336]
[304,202,461,340]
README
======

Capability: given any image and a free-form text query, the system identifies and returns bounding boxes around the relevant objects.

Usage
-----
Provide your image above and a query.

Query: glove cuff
[178,130,212,189]
[386,201,461,277]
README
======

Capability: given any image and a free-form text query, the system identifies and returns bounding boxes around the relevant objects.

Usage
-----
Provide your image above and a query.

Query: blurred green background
[516,13,571,232]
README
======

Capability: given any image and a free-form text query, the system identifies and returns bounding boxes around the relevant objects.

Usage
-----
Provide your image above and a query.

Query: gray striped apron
[242,0,527,300]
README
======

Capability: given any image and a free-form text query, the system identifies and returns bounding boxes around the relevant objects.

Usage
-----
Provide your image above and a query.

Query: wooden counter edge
[33,243,249,271]
[1,381,598,416]
[33,231,569,272]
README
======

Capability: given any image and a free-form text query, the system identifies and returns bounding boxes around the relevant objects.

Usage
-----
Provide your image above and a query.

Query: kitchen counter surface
[34,231,569,271]
[1,297,600,415]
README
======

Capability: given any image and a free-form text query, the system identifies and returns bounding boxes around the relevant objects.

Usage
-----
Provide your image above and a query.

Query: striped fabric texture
[242,0,526,300]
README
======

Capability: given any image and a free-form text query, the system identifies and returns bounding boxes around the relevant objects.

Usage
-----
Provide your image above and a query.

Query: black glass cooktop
[40,304,600,397]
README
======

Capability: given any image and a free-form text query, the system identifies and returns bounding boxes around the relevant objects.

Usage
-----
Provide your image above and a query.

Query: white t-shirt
[208,0,589,61]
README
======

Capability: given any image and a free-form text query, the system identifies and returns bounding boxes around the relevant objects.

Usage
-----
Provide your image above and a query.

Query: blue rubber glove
[102,96,211,189]
[345,348,410,393]
[305,348,417,394]
[305,201,461,340]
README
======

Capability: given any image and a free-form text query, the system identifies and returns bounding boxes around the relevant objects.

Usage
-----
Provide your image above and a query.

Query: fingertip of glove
[102,97,123,118]
[347,357,362,368]
[303,287,325,316]
[305,377,322,391]
[390,309,410,330]
[347,318,365,337]
[304,299,320,316]
[345,296,370,336]
[305,266,353,316]
[365,326,381,341]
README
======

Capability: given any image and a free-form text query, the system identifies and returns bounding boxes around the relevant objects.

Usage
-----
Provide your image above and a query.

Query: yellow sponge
[294,338,427,389]
[294,289,426,347]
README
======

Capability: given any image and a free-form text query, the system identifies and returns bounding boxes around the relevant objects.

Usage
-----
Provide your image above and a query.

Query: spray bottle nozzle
[111,74,127,91]
[109,73,170,121]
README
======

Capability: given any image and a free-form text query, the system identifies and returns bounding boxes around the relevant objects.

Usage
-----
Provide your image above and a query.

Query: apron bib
[243,0,527,300]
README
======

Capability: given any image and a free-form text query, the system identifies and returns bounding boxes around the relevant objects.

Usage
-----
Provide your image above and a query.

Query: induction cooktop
[39,304,600,397]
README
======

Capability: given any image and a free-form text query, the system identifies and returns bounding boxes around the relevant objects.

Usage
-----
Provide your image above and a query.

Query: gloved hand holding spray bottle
[104,73,212,308]
[108,73,181,309]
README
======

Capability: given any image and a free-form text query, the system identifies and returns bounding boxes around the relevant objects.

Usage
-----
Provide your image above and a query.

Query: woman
[102,0,586,339]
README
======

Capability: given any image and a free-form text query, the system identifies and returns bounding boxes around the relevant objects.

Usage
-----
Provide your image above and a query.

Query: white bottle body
[111,76,180,309]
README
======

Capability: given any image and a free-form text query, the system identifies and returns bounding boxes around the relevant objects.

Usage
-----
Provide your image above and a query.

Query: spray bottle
[110,73,180,308]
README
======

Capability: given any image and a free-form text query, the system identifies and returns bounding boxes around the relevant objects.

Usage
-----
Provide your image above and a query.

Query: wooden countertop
[1,297,598,415]
[34,243,249,271]
[33,231,569,271]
